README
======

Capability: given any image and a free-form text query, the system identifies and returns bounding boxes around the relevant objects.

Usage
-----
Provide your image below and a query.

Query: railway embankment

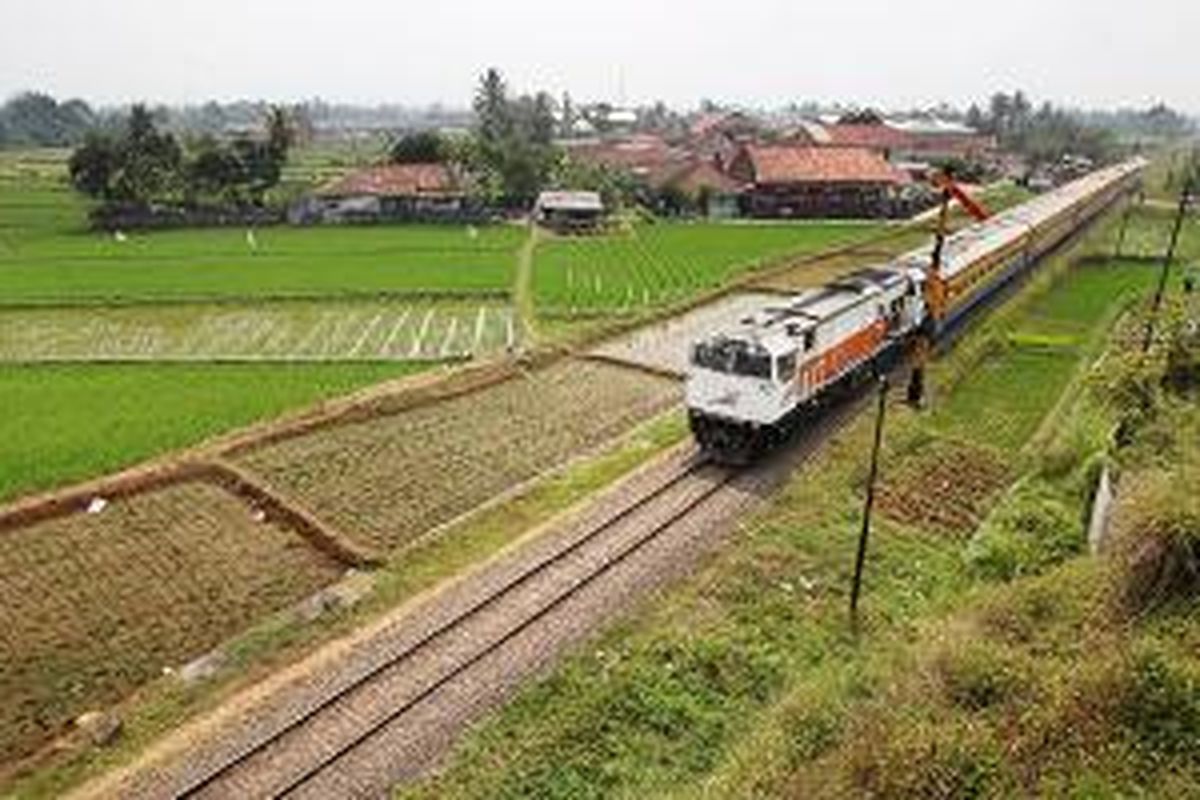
[392,205,1198,798]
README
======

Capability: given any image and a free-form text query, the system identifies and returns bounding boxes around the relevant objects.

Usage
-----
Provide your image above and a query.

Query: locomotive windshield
[691,338,772,379]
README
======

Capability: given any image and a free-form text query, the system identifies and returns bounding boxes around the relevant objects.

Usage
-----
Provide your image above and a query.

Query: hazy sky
[2,0,1196,112]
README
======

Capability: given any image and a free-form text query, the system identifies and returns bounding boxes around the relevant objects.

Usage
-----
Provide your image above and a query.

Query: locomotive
[685,158,1147,463]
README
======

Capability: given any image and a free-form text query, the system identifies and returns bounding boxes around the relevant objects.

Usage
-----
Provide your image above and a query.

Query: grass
[0,361,426,502]
[934,257,1166,453]
[533,221,873,314]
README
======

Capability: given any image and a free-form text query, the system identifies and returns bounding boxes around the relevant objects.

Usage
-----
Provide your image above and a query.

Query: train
[685,158,1147,463]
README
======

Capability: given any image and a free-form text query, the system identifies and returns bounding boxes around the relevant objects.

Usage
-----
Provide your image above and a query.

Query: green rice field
[0,361,427,502]
[0,161,521,303]
[533,222,874,314]
[934,257,1166,450]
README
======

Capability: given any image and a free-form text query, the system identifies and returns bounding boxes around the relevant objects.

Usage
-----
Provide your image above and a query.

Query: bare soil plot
[0,481,344,765]
[751,233,931,292]
[236,361,682,552]
[0,298,517,362]
[589,292,782,376]
[877,438,1010,534]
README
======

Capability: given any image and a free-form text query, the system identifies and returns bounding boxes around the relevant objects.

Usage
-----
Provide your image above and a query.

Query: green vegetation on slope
[0,362,426,502]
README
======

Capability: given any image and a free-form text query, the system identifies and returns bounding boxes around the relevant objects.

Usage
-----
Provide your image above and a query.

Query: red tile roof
[317,163,458,197]
[735,145,909,186]
[821,124,913,150]
[565,136,679,175]
[654,159,743,194]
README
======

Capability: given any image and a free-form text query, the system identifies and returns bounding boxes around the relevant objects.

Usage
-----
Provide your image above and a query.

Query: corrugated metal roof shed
[535,191,604,212]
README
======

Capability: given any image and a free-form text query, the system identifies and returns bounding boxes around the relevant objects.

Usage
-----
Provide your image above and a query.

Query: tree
[838,109,884,125]
[389,130,447,164]
[231,137,281,206]
[266,105,294,163]
[473,68,510,148]
[468,68,560,206]
[68,132,119,199]
[530,92,556,146]
[111,104,181,204]
[185,135,240,203]
[0,91,95,147]
[965,103,986,133]
[560,92,576,138]
[988,92,1013,136]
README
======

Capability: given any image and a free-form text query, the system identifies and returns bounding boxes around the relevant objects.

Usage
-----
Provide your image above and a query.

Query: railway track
[171,452,735,799]
[96,359,880,800]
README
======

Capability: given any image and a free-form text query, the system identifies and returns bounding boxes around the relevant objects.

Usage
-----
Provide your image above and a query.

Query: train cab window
[803,329,817,352]
[776,353,797,382]
[733,350,772,379]
[692,338,772,379]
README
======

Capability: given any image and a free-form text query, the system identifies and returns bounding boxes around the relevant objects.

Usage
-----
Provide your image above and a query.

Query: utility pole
[1114,192,1137,258]
[907,190,951,407]
[850,375,890,628]
[1141,177,1194,353]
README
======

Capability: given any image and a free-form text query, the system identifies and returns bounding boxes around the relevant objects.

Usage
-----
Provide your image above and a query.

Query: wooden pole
[1114,193,1135,258]
[850,375,890,627]
[1141,181,1193,353]
[907,190,951,407]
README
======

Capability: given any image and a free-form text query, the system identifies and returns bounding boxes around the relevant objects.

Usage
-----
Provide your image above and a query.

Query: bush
[1163,306,1200,394]
[936,642,1028,711]
[845,720,1008,799]
[967,480,1083,580]
[1119,644,1200,764]
[1110,467,1200,615]
[1090,350,1161,447]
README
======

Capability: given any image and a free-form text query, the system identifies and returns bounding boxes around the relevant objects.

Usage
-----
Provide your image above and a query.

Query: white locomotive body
[686,158,1147,463]
[687,266,925,461]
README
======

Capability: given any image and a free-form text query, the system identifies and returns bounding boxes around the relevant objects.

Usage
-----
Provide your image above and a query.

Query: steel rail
[174,451,718,799]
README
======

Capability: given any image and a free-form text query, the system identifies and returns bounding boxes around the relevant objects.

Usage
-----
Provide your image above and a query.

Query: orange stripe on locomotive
[796,319,888,394]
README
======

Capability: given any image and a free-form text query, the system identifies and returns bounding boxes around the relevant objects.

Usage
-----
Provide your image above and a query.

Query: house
[297,163,468,223]
[534,190,605,233]
[727,144,910,219]
[651,158,744,218]
[688,111,762,166]
[563,135,682,181]
[787,119,997,173]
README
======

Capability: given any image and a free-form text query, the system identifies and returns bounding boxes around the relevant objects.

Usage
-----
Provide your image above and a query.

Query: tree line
[385,68,638,209]
[964,91,1195,167]
[68,104,293,209]
[0,92,98,148]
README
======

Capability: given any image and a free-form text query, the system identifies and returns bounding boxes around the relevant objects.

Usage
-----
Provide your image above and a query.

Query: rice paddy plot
[0,480,345,765]
[237,361,682,552]
[0,298,519,362]
[534,221,873,315]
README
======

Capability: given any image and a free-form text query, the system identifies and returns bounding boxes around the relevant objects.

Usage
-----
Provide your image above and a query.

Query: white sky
[1,0,1196,113]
